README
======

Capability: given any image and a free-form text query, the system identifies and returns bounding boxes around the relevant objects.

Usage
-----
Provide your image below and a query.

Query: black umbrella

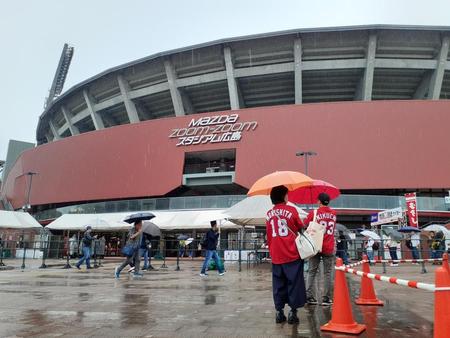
[124,212,155,224]
[398,226,421,233]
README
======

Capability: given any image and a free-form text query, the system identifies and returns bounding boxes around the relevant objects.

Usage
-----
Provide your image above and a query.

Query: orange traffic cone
[355,255,384,306]
[320,258,366,335]
[434,264,450,338]
[442,253,449,273]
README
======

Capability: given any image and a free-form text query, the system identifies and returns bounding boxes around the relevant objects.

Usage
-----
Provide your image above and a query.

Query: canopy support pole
[160,235,168,269]
[63,230,72,269]
[21,230,26,270]
[39,230,48,269]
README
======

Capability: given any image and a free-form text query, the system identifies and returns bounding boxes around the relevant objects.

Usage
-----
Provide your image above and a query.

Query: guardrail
[322,254,450,337]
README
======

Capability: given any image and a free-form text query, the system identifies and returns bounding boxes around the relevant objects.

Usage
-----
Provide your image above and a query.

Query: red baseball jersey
[266,203,304,264]
[304,206,337,255]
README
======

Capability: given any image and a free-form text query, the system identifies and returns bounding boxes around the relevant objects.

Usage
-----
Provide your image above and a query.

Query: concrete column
[61,106,79,135]
[429,36,450,100]
[164,59,185,116]
[224,46,240,110]
[362,34,377,101]
[413,71,432,99]
[45,133,53,143]
[294,38,303,104]
[180,89,195,114]
[83,89,104,129]
[117,75,140,123]
[48,120,61,140]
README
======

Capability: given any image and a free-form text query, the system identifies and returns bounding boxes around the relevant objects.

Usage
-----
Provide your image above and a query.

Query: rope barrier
[345,260,367,268]
[335,265,436,292]
[370,258,443,264]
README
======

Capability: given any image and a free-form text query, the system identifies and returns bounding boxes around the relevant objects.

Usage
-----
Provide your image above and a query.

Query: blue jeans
[77,246,91,267]
[432,250,443,259]
[139,248,149,269]
[366,250,374,262]
[411,247,419,260]
[389,247,398,261]
[336,250,349,265]
[201,250,224,274]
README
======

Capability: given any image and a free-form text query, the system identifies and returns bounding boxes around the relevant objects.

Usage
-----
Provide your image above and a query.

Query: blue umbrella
[398,226,421,233]
[124,212,155,224]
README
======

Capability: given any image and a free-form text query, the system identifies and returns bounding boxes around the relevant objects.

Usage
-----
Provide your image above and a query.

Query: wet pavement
[0,258,435,337]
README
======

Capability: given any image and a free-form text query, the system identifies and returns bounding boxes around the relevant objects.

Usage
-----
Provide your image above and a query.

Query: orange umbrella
[247,171,313,196]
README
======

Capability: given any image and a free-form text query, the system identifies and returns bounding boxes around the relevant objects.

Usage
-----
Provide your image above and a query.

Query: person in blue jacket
[200,220,225,277]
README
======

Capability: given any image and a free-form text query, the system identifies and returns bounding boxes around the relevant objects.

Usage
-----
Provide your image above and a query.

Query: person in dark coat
[200,220,224,277]
[336,231,349,265]
[76,225,96,269]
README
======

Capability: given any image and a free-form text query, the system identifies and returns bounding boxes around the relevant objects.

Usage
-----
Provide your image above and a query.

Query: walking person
[408,232,421,263]
[364,237,375,264]
[306,193,337,306]
[115,220,144,278]
[76,226,96,269]
[386,235,399,266]
[431,231,446,263]
[139,233,151,270]
[266,185,306,324]
[200,221,225,277]
[336,231,349,265]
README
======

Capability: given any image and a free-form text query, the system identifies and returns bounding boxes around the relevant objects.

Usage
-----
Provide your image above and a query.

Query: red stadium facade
[2,100,450,222]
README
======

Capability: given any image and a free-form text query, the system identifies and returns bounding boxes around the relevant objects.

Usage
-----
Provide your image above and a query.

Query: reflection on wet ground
[0,260,434,337]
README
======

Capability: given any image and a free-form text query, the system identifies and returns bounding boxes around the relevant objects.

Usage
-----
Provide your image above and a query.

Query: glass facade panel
[33,194,450,221]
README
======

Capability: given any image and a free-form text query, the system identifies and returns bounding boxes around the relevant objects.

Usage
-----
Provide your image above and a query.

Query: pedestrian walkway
[0,260,434,337]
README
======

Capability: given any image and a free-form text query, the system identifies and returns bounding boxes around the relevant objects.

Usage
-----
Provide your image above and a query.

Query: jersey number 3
[270,218,289,237]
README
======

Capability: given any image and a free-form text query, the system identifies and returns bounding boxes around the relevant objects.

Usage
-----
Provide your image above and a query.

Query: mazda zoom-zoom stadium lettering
[169,114,258,146]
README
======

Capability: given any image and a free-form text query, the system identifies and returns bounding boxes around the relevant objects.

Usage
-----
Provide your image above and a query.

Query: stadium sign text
[169,114,258,146]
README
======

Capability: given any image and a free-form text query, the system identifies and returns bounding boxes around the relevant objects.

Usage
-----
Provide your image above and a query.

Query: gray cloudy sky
[1,0,449,160]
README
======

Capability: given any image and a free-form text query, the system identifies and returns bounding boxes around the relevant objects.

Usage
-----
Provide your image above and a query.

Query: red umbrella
[288,179,340,204]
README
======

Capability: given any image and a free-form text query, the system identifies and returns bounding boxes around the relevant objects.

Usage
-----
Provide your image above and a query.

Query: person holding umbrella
[115,213,154,279]
[76,225,96,270]
[266,185,306,324]
[305,192,337,306]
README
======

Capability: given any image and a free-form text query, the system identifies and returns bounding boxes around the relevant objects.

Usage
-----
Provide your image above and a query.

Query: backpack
[405,239,413,249]
[431,240,441,250]
[372,242,380,251]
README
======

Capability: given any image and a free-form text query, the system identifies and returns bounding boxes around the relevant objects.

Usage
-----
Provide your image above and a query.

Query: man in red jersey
[304,193,337,306]
[266,185,306,324]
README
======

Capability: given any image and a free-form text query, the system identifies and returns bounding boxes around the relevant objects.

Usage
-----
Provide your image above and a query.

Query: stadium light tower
[295,151,317,176]
[44,43,74,108]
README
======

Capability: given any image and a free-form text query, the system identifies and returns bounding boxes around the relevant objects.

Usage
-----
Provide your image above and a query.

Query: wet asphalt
[0,259,434,337]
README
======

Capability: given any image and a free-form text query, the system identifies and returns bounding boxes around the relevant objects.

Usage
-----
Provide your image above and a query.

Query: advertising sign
[371,207,403,226]
[405,192,418,227]
[169,113,258,146]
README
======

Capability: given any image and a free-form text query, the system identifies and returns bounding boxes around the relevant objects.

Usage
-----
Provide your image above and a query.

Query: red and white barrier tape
[336,265,436,292]
[370,258,443,264]
[345,260,368,268]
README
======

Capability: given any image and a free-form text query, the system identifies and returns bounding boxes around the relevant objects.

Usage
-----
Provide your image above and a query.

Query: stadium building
[2,25,450,226]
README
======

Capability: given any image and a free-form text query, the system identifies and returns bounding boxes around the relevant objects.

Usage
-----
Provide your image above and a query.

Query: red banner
[405,192,418,227]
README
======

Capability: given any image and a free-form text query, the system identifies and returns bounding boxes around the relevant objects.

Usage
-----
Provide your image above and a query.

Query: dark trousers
[389,247,398,261]
[272,259,306,311]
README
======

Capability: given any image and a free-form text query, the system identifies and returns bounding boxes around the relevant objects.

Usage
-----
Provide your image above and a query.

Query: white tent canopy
[46,210,238,232]
[0,210,42,229]
[152,209,238,230]
[46,213,131,231]
[223,195,308,226]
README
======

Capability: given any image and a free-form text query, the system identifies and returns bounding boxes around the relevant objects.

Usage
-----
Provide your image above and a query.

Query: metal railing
[1,236,448,274]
